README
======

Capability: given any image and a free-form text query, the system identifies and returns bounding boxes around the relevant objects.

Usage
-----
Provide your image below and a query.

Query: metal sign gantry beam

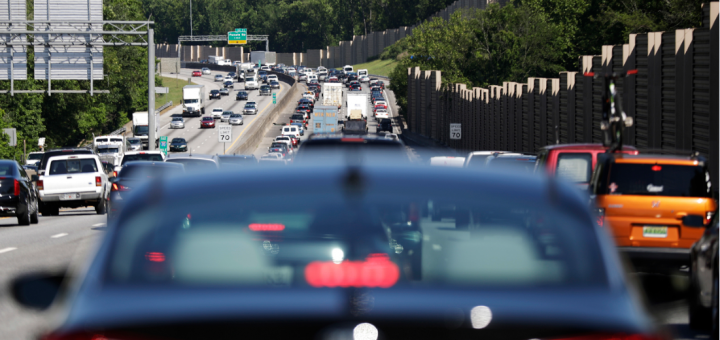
[177,34,270,52]
[0,19,159,151]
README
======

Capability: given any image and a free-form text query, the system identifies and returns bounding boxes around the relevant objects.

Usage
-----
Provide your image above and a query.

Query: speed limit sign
[218,125,232,143]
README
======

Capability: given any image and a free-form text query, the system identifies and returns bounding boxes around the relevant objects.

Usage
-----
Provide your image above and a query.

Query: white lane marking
[92,223,105,227]
[0,247,17,254]
[51,233,68,239]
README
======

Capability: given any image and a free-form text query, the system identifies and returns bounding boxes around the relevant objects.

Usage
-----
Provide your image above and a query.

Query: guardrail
[157,101,172,112]
[182,62,236,72]
[109,127,126,135]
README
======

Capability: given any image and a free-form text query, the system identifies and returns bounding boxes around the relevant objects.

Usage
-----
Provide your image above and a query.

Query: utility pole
[190,0,193,37]
[148,28,156,151]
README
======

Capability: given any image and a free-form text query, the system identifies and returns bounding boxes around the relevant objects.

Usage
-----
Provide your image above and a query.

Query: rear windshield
[120,165,183,179]
[0,164,16,176]
[97,148,119,154]
[466,155,492,168]
[487,158,536,173]
[556,153,592,183]
[122,154,164,165]
[28,153,43,160]
[166,159,217,172]
[107,185,607,288]
[603,163,711,197]
[49,159,98,175]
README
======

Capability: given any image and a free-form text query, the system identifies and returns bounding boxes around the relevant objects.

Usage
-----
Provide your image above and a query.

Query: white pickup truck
[37,154,109,215]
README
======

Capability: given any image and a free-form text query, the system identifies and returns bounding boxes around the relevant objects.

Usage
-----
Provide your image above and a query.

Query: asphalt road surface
[158,68,290,156]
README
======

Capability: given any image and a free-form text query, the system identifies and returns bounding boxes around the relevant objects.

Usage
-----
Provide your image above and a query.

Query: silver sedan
[229,114,244,125]
[170,117,185,129]
[214,74,224,82]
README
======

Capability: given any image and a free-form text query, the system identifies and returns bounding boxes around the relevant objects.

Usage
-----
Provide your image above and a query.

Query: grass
[155,76,196,112]
[352,59,398,77]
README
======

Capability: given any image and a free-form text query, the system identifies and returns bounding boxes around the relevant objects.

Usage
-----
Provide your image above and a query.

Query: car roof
[540,143,638,151]
[125,151,163,155]
[122,161,182,169]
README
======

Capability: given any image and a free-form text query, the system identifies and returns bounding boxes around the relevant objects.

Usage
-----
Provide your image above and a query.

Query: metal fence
[406,2,719,185]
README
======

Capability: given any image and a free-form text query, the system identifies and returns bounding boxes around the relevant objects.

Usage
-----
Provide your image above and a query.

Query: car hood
[57,287,652,336]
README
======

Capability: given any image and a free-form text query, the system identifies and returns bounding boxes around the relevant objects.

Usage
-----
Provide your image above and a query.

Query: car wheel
[17,202,31,226]
[96,198,107,215]
[30,202,39,224]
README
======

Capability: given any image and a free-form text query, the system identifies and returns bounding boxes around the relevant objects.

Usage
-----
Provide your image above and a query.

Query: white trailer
[93,135,126,167]
[182,85,206,117]
[345,93,368,120]
[251,51,277,66]
[132,112,159,149]
[322,83,342,109]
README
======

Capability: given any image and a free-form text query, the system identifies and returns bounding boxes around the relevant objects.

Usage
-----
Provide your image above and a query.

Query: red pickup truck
[535,143,638,187]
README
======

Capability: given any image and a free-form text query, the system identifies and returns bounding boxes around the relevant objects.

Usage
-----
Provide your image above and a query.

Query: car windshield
[203,117,213,121]
[49,159,97,174]
[555,153,592,183]
[107,177,607,288]
[211,90,219,93]
[223,111,233,115]
[231,114,242,118]
[134,126,149,135]
[97,148,119,154]
[603,163,711,197]
[245,78,254,82]
[172,118,183,122]
[122,154,163,164]
[28,153,43,160]
[128,139,141,145]
[171,139,185,143]
[184,99,198,104]
[245,105,255,109]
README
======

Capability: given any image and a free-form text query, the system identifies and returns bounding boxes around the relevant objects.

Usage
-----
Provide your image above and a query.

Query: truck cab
[245,74,259,90]
[535,143,638,188]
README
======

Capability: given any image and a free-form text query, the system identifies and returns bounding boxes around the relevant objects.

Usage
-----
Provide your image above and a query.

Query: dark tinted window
[604,163,711,197]
[171,138,186,143]
[120,164,183,179]
[556,153,592,183]
[487,157,537,173]
[28,153,43,160]
[166,159,217,172]
[0,163,16,176]
[122,154,164,165]
[39,150,93,170]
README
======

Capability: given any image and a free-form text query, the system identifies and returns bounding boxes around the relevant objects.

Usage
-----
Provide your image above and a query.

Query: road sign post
[159,136,168,156]
[219,125,232,153]
[273,93,276,105]
[450,123,461,140]
[228,28,247,45]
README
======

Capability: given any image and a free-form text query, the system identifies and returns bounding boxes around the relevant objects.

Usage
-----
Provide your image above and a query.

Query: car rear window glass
[556,153,592,183]
[49,159,97,174]
[166,159,217,172]
[122,154,164,164]
[28,153,43,160]
[108,188,607,288]
[120,165,183,179]
[605,163,711,197]
[487,157,536,173]
[0,164,15,176]
[466,155,492,168]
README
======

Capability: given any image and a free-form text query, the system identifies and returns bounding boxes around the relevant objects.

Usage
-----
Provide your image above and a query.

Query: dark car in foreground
[260,85,272,96]
[209,89,221,100]
[12,163,659,340]
[0,160,38,225]
[108,161,184,219]
[236,91,248,101]
[689,209,718,334]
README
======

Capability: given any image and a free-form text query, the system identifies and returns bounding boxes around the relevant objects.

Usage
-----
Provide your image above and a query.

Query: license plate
[60,194,78,200]
[643,226,668,238]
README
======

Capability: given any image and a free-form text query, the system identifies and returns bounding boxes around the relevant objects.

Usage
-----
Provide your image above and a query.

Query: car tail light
[706,211,714,224]
[37,180,44,191]
[112,183,130,192]
[113,171,117,177]
[14,179,20,196]
[596,208,605,227]
[95,176,102,187]
[249,223,285,231]
[145,252,165,262]
[651,165,662,171]
[305,253,400,288]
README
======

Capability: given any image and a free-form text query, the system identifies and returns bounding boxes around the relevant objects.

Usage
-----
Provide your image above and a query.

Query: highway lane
[158,68,289,156]
[0,208,106,340]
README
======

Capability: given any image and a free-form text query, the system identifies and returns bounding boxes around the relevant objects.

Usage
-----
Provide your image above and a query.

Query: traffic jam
[5,63,718,340]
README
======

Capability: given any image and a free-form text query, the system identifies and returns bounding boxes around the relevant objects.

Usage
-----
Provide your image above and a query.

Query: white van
[343,65,353,74]
[307,74,318,83]
[245,74,259,90]
[358,69,368,77]
[429,156,467,168]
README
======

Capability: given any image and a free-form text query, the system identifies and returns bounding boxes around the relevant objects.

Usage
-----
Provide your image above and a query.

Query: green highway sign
[159,136,168,156]
[273,93,276,104]
[228,28,247,45]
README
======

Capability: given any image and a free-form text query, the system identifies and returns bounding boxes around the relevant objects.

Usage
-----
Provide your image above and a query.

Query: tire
[95,198,107,215]
[17,202,31,226]
[30,202,39,224]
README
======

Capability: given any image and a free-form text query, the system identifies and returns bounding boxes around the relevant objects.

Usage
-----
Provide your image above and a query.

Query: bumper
[41,191,102,202]
[619,246,691,273]
[170,147,187,151]
[171,124,184,129]
[230,120,243,124]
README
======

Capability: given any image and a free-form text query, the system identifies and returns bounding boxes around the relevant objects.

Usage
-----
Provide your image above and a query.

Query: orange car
[591,153,716,273]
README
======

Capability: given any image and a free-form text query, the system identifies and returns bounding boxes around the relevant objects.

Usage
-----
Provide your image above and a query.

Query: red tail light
[249,223,285,231]
[37,180,44,191]
[626,69,638,75]
[145,252,165,262]
[651,165,662,171]
[111,183,130,192]
[113,171,117,177]
[95,176,102,187]
[305,253,399,288]
[13,179,20,196]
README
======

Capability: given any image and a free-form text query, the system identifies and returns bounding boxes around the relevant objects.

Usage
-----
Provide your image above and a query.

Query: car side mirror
[11,271,67,310]
[31,175,39,182]
[682,214,706,227]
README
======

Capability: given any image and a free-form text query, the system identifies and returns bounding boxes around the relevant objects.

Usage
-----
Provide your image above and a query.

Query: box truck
[182,85,206,117]
[345,93,368,120]
[251,51,277,66]
[322,83,342,109]
[132,112,159,149]
[312,106,339,134]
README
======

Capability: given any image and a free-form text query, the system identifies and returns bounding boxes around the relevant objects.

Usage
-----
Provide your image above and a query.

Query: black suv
[209,89,221,100]
[260,85,272,96]
[378,118,393,132]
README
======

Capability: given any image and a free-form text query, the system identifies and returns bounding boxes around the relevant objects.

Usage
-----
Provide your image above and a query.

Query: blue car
[169,137,188,152]
[236,91,248,101]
